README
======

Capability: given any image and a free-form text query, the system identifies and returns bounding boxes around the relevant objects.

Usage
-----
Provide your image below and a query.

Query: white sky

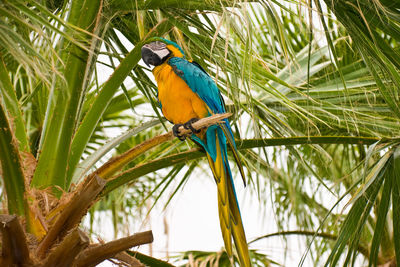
[85,170,314,266]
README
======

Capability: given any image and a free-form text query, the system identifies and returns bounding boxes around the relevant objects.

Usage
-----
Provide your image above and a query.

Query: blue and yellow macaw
[141,37,251,267]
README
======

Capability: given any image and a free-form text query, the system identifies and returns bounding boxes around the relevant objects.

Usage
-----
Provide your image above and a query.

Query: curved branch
[102,135,398,195]
[249,230,337,244]
[236,136,390,148]
[94,113,232,180]
[102,148,203,196]
[249,230,369,260]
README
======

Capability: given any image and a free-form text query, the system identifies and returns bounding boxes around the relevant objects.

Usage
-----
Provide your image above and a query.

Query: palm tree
[0,0,399,266]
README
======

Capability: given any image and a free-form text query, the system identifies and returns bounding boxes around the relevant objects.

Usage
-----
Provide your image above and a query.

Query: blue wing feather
[168,57,225,114]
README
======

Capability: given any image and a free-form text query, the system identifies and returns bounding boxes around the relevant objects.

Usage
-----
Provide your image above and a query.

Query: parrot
[141,37,251,267]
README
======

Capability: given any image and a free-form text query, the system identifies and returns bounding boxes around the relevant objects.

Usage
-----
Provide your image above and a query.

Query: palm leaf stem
[249,230,369,259]
[103,135,397,195]
[94,113,231,180]
[32,0,103,191]
[0,102,26,215]
[0,55,29,152]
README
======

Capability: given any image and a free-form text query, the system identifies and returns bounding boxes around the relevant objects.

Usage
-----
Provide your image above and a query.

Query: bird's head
[141,37,185,67]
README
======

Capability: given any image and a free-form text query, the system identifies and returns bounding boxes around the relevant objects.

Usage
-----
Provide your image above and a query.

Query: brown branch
[44,228,89,267]
[176,113,232,136]
[36,175,106,258]
[73,230,153,267]
[113,251,145,267]
[95,132,173,180]
[0,215,32,266]
[93,113,232,180]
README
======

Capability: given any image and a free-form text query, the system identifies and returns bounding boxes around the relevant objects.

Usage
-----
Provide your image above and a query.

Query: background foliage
[1,0,400,266]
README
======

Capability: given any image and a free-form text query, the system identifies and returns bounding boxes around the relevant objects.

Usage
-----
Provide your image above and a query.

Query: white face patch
[143,41,171,61]
[142,41,172,66]
[154,48,171,60]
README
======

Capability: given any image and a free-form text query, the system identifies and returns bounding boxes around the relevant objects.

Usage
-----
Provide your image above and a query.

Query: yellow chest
[153,63,209,124]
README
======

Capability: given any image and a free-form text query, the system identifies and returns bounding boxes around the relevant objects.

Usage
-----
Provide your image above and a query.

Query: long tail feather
[220,122,246,186]
[227,173,251,267]
[206,131,251,267]
[206,150,233,256]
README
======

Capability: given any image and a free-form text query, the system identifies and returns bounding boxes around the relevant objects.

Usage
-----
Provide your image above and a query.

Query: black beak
[141,47,162,67]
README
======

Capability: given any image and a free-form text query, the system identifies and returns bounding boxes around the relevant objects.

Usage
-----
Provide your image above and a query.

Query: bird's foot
[183,118,201,134]
[172,118,200,141]
[172,124,186,141]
